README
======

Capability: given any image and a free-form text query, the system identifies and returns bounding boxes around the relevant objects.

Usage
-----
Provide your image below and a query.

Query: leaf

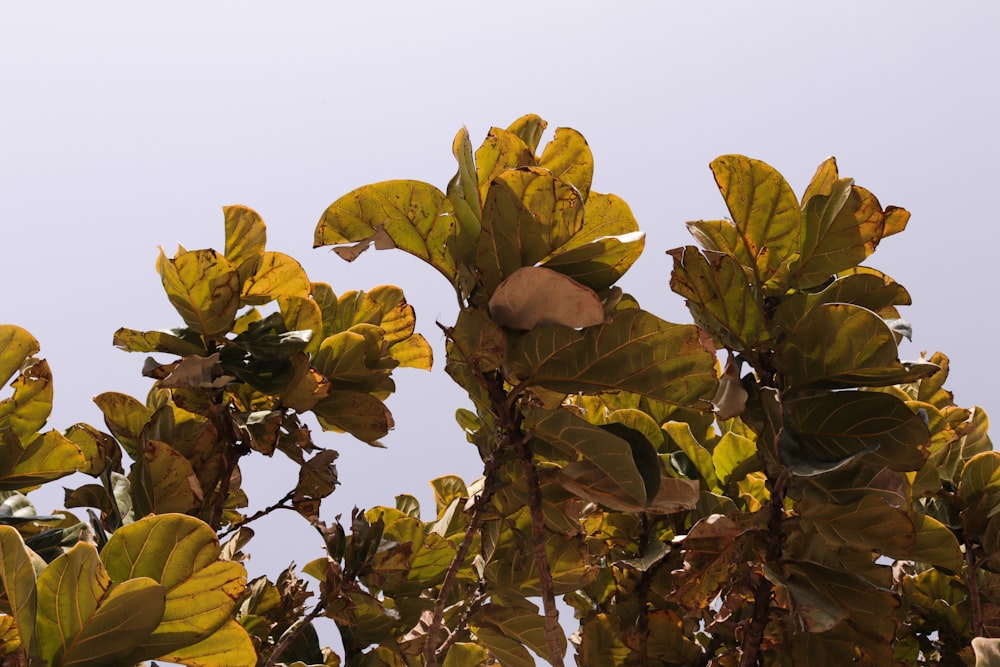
[471,623,535,667]
[0,526,36,657]
[664,421,721,492]
[332,224,396,262]
[489,266,605,330]
[62,578,165,667]
[112,327,207,357]
[154,618,256,667]
[0,325,39,388]
[0,359,53,441]
[776,304,938,390]
[668,245,766,352]
[100,514,247,659]
[506,114,547,154]
[508,308,717,409]
[139,440,202,514]
[442,642,489,667]
[315,180,458,283]
[0,429,87,491]
[158,353,233,389]
[311,390,393,445]
[157,248,241,338]
[475,167,585,295]
[241,251,312,305]
[476,602,566,664]
[223,205,267,288]
[771,269,911,331]
[538,127,593,199]
[911,511,963,573]
[541,230,645,292]
[474,127,536,202]
[688,155,800,291]
[799,494,915,557]
[93,392,151,459]
[783,390,929,472]
[296,449,339,499]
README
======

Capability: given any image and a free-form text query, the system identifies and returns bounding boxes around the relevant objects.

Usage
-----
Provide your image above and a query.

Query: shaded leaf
[489,266,604,330]
[311,390,393,445]
[0,526,36,656]
[541,230,645,292]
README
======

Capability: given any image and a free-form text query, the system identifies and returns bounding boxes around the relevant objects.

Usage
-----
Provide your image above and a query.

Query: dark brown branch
[966,538,985,637]
[265,598,326,667]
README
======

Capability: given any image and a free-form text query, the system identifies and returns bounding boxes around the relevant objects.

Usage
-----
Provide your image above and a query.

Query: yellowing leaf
[0,325,39,388]
[0,526,36,657]
[154,618,255,667]
[140,440,202,514]
[93,392,152,459]
[539,127,593,200]
[474,127,536,202]
[157,248,240,338]
[223,205,267,288]
[241,251,311,305]
[0,359,52,440]
[506,113,547,154]
[100,514,247,660]
[311,390,393,445]
[112,327,207,357]
[489,266,605,330]
[0,429,86,491]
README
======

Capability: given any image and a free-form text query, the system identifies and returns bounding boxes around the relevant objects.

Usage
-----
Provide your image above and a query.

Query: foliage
[0,115,994,666]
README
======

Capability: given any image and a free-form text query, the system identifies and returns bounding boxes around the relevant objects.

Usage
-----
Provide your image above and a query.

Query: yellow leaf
[0,325,39,389]
[157,248,240,338]
[223,205,267,288]
[241,251,311,305]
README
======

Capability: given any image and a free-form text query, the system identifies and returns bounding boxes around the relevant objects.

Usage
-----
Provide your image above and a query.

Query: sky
[2,1,998,655]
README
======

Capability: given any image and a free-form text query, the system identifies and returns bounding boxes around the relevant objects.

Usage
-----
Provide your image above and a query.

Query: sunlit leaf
[223,205,267,288]
[93,392,152,459]
[442,642,489,667]
[0,325,39,388]
[101,514,247,659]
[538,127,593,199]
[112,327,207,357]
[541,230,645,292]
[0,359,52,441]
[509,308,717,409]
[0,526,36,656]
[476,602,566,664]
[311,390,393,445]
[241,251,311,305]
[471,622,536,667]
[139,440,201,514]
[315,180,458,283]
[474,127,535,202]
[279,296,325,356]
[154,618,255,667]
[772,269,911,331]
[157,248,240,338]
[506,114,546,154]
[0,429,86,491]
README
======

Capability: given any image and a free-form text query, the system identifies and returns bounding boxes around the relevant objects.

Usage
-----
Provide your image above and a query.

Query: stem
[218,490,296,539]
[966,538,985,637]
[739,472,787,667]
[516,435,564,667]
[266,600,326,667]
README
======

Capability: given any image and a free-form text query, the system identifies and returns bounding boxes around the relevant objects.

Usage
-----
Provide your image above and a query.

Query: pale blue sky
[2,1,997,655]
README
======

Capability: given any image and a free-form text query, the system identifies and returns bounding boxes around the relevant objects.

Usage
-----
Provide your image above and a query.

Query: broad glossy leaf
[489,266,605,330]
[799,494,915,557]
[959,451,1000,506]
[664,421,721,492]
[541,230,645,292]
[0,526,36,655]
[690,155,800,291]
[506,114,546,154]
[223,205,266,288]
[139,440,201,514]
[366,286,413,345]
[241,251,311,305]
[775,304,938,390]
[442,642,489,667]
[157,248,240,338]
[93,392,151,459]
[793,182,887,288]
[772,269,911,332]
[279,296,324,356]
[800,156,840,205]
[0,359,52,440]
[475,167,585,296]
[0,325,39,388]
[101,514,247,658]
[311,390,393,444]
[154,618,255,667]
[476,602,566,663]
[577,613,633,667]
[112,327,207,357]
[474,127,535,202]
[0,429,86,490]
[713,431,756,486]
[509,308,717,409]
[763,564,848,633]
[315,180,458,283]
[784,391,929,472]
[911,511,963,572]
[446,126,482,266]
[538,127,593,199]
[330,290,383,333]
[471,624,535,667]
[668,245,766,351]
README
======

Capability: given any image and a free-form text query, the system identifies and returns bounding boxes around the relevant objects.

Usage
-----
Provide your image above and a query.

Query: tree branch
[966,538,985,637]
[265,599,326,667]
[219,489,296,539]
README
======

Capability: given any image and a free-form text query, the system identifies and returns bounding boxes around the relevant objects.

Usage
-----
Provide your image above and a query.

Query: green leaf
[538,127,593,199]
[474,127,536,202]
[775,304,938,390]
[157,248,241,338]
[154,618,256,667]
[541,230,645,292]
[688,155,800,292]
[799,494,915,557]
[471,623,535,667]
[315,180,458,284]
[712,431,756,487]
[279,296,324,356]
[0,359,53,441]
[100,514,247,659]
[475,167,585,296]
[112,327,207,357]
[442,642,489,667]
[0,429,87,491]
[506,114,546,154]
[0,525,36,657]
[0,325,39,388]
[93,392,151,459]
[223,204,267,288]
[664,421,721,492]
[476,602,566,664]
[241,251,312,306]
[911,511,963,573]
[783,390,929,472]
[311,390,393,445]
[668,245,767,351]
[508,308,717,408]
[446,126,482,265]
[771,269,911,332]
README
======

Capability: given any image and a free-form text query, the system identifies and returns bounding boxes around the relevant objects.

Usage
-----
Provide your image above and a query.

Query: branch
[966,537,985,637]
[265,599,326,667]
[218,489,296,539]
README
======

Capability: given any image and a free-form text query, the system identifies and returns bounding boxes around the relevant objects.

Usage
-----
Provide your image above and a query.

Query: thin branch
[218,489,296,539]
[436,587,487,659]
[265,599,326,667]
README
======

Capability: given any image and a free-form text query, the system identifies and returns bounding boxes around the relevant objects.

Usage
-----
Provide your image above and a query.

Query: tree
[0,114,994,666]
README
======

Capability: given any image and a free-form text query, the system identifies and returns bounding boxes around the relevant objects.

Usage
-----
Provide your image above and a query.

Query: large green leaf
[911,512,963,573]
[446,126,482,266]
[471,623,535,667]
[474,127,535,202]
[154,618,256,667]
[783,390,929,472]
[0,359,52,441]
[687,155,800,292]
[775,304,938,390]
[314,180,458,283]
[241,251,311,305]
[799,494,915,557]
[538,127,593,200]
[157,248,241,338]
[475,602,566,664]
[475,167,585,296]
[0,429,86,490]
[541,231,645,292]
[0,526,36,657]
[0,325,39,389]
[311,390,393,445]
[668,245,766,351]
[771,269,911,332]
[442,642,490,667]
[508,308,717,409]
[223,204,267,288]
[36,541,165,667]
[92,392,151,459]
[100,514,247,660]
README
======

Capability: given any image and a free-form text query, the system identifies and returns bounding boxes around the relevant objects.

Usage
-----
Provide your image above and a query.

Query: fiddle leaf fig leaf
[474,127,536,202]
[799,494,915,557]
[0,525,36,657]
[241,251,312,306]
[154,618,256,667]
[489,266,605,330]
[471,623,535,667]
[476,602,566,664]
[0,324,39,388]
[223,204,267,288]
[314,180,458,284]
[0,358,53,440]
[776,304,938,390]
[506,113,547,155]
[509,308,717,409]
[538,127,593,200]
[446,126,482,266]
[910,511,963,573]
[0,429,87,491]
[540,230,645,292]
[100,513,247,660]
[771,269,911,331]
[311,390,393,445]
[112,327,207,357]
[156,247,241,338]
[138,440,202,514]
[93,392,152,459]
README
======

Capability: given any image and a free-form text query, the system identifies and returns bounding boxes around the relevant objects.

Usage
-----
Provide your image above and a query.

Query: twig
[218,489,296,539]
[265,598,326,667]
